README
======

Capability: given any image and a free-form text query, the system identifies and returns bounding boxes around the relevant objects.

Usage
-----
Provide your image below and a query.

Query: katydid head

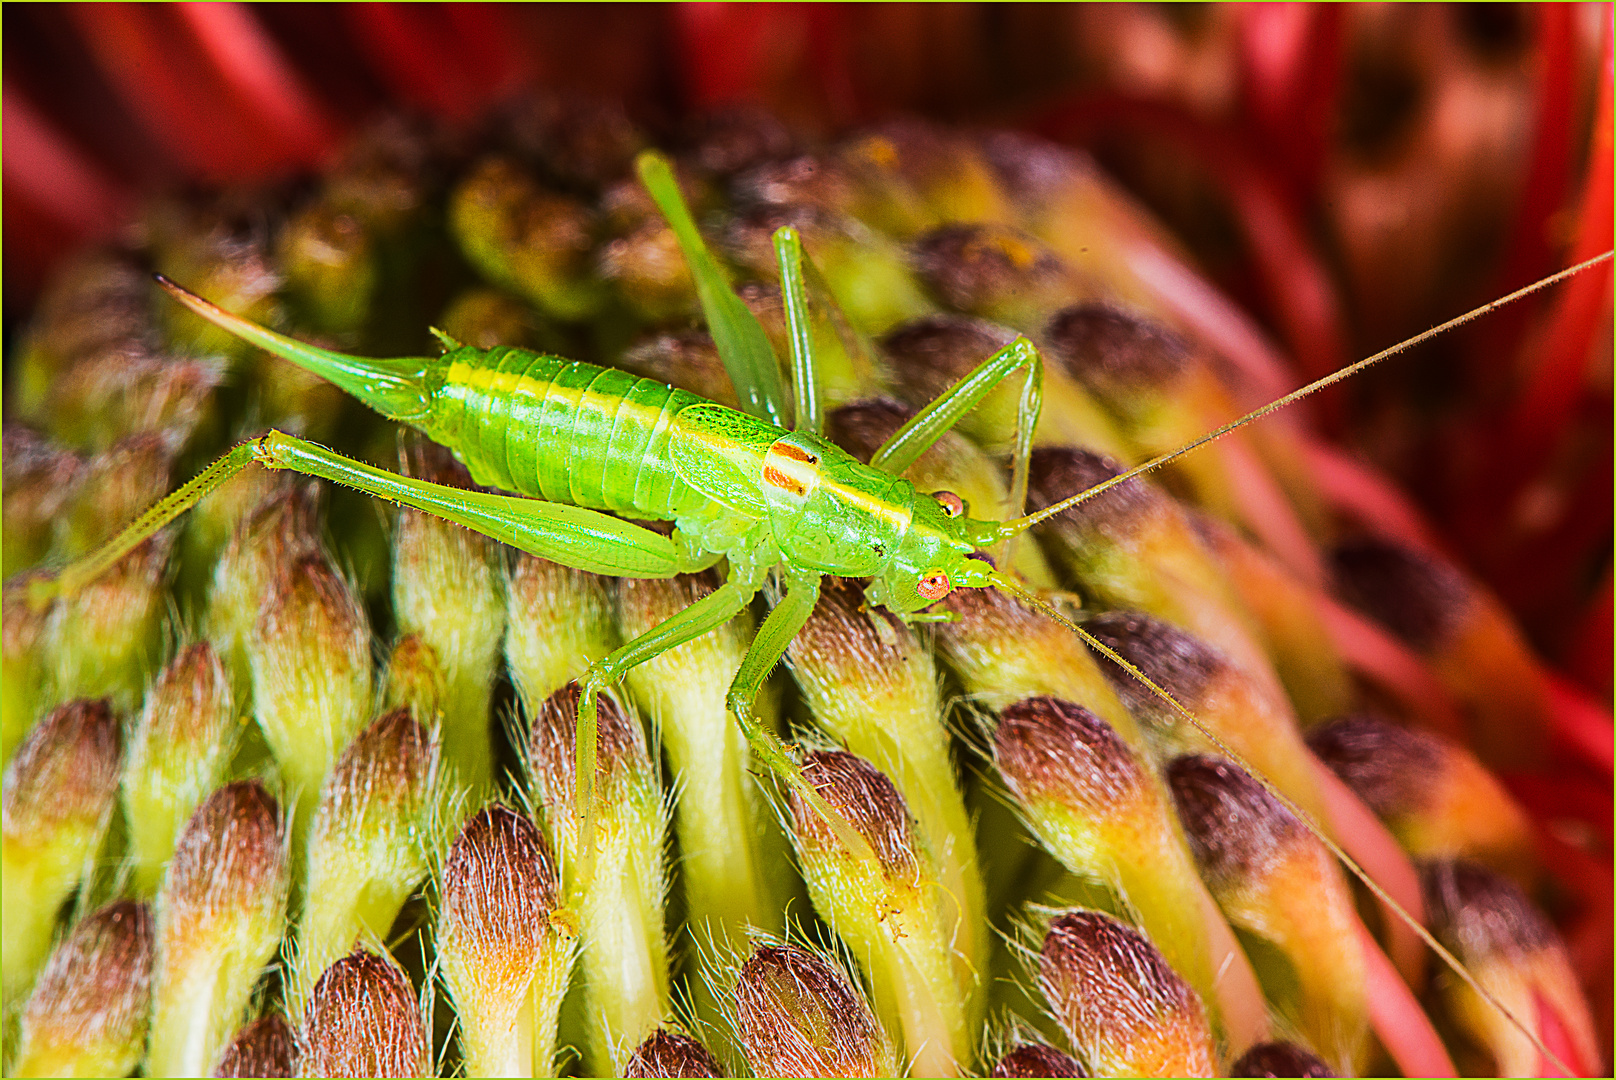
[863,488,997,613]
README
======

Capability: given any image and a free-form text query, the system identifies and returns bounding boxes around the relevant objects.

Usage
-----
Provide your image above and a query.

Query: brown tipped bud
[989,1042,1089,1078]
[732,154,858,219]
[248,550,372,813]
[911,222,1070,319]
[300,948,431,1079]
[624,1027,724,1078]
[124,642,237,894]
[1420,859,1599,1077]
[1229,1041,1336,1077]
[47,350,225,455]
[55,434,174,558]
[1081,611,1222,720]
[11,900,153,1078]
[3,695,124,996]
[995,696,1146,815]
[1167,755,1304,886]
[504,554,617,709]
[529,683,648,817]
[3,427,82,575]
[1038,910,1214,1077]
[979,129,1089,207]
[881,314,1019,402]
[788,576,931,716]
[1330,538,1471,651]
[440,805,562,990]
[162,781,287,958]
[1309,713,1536,882]
[500,93,646,190]
[3,697,122,839]
[298,708,439,1002]
[599,221,696,321]
[278,201,376,335]
[734,944,894,1078]
[14,252,153,419]
[213,1014,297,1078]
[789,750,918,878]
[149,780,289,1078]
[1027,447,1157,537]
[1043,302,1192,405]
[1306,713,1443,820]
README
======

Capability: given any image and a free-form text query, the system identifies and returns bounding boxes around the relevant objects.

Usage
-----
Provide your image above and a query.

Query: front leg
[724,569,877,862]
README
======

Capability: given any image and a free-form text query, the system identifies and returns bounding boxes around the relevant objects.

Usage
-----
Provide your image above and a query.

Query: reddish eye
[933,490,966,518]
[917,571,951,601]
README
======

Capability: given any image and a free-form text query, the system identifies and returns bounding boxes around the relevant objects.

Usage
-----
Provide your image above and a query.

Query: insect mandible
[28,149,1610,1065]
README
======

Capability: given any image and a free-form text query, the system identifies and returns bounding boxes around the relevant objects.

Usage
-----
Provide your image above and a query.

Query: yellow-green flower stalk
[732,942,897,1078]
[1421,860,1599,1078]
[245,546,373,844]
[438,804,576,1078]
[2,577,51,763]
[8,900,153,1079]
[994,696,1265,1050]
[293,708,441,1013]
[299,947,432,1079]
[1037,909,1216,1077]
[505,554,619,707]
[787,749,971,1076]
[392,439,506,796]
[530,684,668,1075]
[1167,754,1368,1074]
[122,642,240,896]
[2,698,122,1002]
[148,780,289,1078]
[785,575,988,1028]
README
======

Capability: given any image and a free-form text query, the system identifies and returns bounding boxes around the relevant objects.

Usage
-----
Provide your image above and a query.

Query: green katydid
[27,148,1608,1070]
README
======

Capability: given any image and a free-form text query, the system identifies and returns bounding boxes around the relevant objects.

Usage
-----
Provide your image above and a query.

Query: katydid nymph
[28,147,1608,1069]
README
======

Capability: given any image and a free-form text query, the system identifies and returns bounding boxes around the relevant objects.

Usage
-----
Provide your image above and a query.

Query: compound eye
[916,570,951,601]
[933,490,967,518]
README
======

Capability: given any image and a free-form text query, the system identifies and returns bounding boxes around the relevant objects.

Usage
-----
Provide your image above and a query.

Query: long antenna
[984,570,1574,1076]
[988,250,1614,540]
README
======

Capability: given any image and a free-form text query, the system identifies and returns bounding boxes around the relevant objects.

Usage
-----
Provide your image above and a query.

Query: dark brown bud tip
[789,749,918,878]
[824,398,914,464]
[881,315,1018,396]
[624,1027,724,1078]
[989,1041,1089,1077]
[911,223,1065,313]
[1026,447,1156,529]
[1304,713,1443,819]
[1038,909,1211,1076]
[322,707,435,822]
[1043,303,1191,400]
[735,944,888,1078]
[1229,1040,1336,1077]
[787,575,913,691]
[1420,859,1557,958]
[3,698,122,832]
[213,1014,297,1078]
[529,683,647,812]
[441,805,561,960]
[1329,537,1471,651]
[1081,611,1223,719]
[683,105,797,177]
[1166,754,1303,884]
[22,899,153,1060]
[300,948,430,1079]
[994,696,1143,814]
[166,780,285,916]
